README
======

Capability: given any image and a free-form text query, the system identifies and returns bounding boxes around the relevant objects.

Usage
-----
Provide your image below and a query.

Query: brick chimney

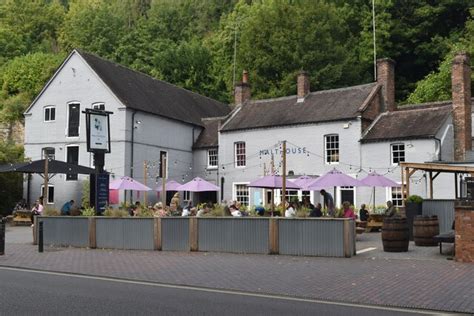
[297,71,310,103]
[452,52,472,161]
[376,58,396,112]
[234,70,251,106]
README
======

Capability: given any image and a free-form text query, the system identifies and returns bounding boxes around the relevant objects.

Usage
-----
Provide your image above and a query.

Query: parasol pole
[43,155,49,205]
[282,140,287,211]
[373,186,376,213]
[161,156,167,205]
[143,160,148,206]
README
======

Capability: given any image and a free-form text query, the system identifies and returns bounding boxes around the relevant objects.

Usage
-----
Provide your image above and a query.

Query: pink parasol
[109,176,151,191]
[176,177,219,192]
[248,175,301,189]
[156,180,182,192]
[359,172,400,187]
[292,175,318,190]
[307,168,362,190]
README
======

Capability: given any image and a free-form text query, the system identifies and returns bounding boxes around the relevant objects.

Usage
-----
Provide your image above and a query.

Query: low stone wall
[37,216,356,258]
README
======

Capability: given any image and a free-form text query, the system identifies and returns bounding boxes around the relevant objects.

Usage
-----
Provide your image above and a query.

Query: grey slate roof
[193,118,223,149]
[361,102,453,143]
[220,83,377,132]
[78,50,230,126]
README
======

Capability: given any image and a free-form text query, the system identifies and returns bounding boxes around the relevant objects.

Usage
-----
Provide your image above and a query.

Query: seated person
[229,201,242,217]
[309,203,323,217]
[197,203,211,217]
[359,204,369,221]
[303,197,315,210]
[342,201,356,219]
[60,200,75,216]
[182,201,193,216]
[384,201,396,217]
[285,202,296,218]
[255,203,265,216]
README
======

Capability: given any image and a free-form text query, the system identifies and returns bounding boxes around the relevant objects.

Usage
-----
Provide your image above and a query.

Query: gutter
[130,110,137,201]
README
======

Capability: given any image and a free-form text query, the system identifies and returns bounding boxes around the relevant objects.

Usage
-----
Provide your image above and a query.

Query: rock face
[0,121,24,144]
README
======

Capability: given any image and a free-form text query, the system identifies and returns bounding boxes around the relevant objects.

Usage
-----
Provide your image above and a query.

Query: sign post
[84,108,113,215]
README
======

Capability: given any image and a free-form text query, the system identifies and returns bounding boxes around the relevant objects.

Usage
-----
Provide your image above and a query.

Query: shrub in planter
[81,207,95,216]
[43,208,60,216]
[406,195,423,204]
[104,208,129,217]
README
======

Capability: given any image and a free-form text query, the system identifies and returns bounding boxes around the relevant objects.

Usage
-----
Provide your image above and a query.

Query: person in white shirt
[229,200,242,217]
[285,202,296,218]
[197,203,211,217]
[182,201,192,216]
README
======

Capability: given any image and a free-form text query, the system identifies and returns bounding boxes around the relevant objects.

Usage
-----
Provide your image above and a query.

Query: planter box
[37,216,356,258]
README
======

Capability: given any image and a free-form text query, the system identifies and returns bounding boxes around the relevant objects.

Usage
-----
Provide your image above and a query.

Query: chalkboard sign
[90,173,109,214]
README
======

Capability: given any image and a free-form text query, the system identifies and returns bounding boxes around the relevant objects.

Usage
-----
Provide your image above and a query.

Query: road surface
[0,267,451,316]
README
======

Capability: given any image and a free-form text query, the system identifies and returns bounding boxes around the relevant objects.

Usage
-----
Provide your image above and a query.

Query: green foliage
[208,203,225,216]
[43,207,60,216]
[0,142,24,216]
[406,195,423,204]
[296,207,310,218]
[135,206,155,217]
[81,180,90,209]
[104,207,129,217]
[81,206,95,216]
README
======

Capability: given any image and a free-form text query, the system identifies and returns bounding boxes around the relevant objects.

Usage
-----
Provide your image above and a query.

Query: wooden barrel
[413,215,439,246]
[382,217,409,252]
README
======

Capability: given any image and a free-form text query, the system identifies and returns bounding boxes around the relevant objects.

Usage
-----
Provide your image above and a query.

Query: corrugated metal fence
[39,217,89,247]
[161,218,189,251]
[422,199,455,233]
[96,218,154,250]
[38,217,355,257]
[279,219,347,257]
[198,218,269,254]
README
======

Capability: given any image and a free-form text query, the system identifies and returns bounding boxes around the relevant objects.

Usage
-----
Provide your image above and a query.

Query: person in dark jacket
[309,203,323,217]
[359,204,369,221]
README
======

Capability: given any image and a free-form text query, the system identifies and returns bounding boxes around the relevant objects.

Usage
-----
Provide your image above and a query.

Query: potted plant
[405,195,423,240]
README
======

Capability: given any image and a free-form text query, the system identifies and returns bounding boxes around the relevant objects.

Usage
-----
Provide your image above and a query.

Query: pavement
[1,226,473,314]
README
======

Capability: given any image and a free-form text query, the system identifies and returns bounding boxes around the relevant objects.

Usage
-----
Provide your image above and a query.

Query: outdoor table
[12,209,32,226]
[366,214,384,232]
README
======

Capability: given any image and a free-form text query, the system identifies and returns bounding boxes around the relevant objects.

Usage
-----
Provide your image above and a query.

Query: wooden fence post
[189,217,198,251]
[154,217,162,251]
[343,219,352,258]
[88,217,96,249]
[269,218,279,254]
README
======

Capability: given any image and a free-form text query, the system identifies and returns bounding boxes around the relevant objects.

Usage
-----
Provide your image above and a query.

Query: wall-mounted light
[343,122,352,129]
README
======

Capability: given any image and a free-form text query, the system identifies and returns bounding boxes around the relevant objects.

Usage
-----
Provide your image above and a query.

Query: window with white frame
[324,134,339,164]
[390,186,403,207]
[41,185,55,204]
[66,146,79,181]
[391,143,405,165]
[234,142,246,167]
[183,191,191,201]
[279,190,299,203]
[92,102,105,110]
[234,184,249,205]
[207,148,218,169]
[42,147,55,160]
[44,106,56,122]
[67,103,80,137]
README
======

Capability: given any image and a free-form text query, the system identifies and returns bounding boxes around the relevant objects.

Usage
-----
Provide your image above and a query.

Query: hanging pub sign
[84,108,112,153]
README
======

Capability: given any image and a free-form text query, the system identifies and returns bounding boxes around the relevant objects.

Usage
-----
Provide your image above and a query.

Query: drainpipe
[434,137,442,161]
[130,110,137,202]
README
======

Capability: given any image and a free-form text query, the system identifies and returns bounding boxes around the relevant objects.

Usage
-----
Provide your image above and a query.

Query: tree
[0,142,24,216]
[0,53,65,123]
[406,10,474,104]
[59,0,128,59]
[209,0,368,102]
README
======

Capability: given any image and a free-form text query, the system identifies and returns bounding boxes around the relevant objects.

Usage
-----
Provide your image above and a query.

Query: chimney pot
[234,70,251,106]
[297,71,310,103]
[242,70,249,84]
[376,58,396,112]
[452,52,472,161]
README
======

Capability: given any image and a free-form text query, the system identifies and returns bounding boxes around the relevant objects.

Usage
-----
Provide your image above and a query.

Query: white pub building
[24,50,472,209]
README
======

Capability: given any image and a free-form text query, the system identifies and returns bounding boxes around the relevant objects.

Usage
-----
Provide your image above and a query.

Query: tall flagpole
[372,0,377,81]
